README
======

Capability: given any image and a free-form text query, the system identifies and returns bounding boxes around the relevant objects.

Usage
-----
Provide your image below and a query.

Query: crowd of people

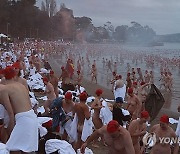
[0,41,179,154]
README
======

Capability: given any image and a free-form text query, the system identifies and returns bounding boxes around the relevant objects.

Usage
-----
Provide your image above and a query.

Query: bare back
[1,82,32,114]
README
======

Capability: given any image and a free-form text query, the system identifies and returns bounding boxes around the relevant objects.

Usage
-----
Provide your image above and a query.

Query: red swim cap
[140,111,149,119]
[96,89,103,96]
[43,77,48,83]
[79,92,87,101]
[160,115,169,124]
[128,88,133,94]
[133,82,137,85]
[12,62,20,69]
[107,120,119,133]
[65,92,72,100]
[3,66,16,80]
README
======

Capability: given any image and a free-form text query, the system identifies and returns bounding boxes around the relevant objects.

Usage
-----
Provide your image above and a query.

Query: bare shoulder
[150,124,159,132]
[21,77,27,83]
[82,103,89,110]
[98,125,106,134]
[169,127,176,136]
[129,119,137,126]
[122,126,131,136]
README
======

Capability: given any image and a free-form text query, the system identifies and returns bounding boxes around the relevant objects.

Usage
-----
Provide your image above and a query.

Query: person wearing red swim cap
[150,114,179,154]
[128,111,150,154]
[80,120,135,154]
[90,63,97,84]
[110,71,117,92]
[60,91,75,141]
[59,66,70,85]
[127,87,141,120]
[0,67,38,153]
[132,81,138,95]
[126,72,132,91]
[49,70,59,98]
[144,70,150,84]
[75,70,83,89]
[73,92,90,150]
[91,89,104,147]
[42,76,56,114]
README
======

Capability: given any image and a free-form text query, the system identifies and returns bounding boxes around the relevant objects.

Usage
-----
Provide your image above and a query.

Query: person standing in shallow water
[91,64,97,84]
[49,70,59,98]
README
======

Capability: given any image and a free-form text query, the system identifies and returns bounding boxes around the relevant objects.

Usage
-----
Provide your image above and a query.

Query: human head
[127,88,134,97]
[65,92,72,103]
[133,82,137,87]
[112,71,116,76]
[115,97,123,104]
[96,89,103,97]
[50,70,54,75]
[114,97,123,108]
[77,70,80,75]
[140,111,149,123]
[107,120,120,138]
[118,75,122,79]
[160,115,169,130]
[42,77,49,85]
[3,66,16,80]
[79,92,87,102]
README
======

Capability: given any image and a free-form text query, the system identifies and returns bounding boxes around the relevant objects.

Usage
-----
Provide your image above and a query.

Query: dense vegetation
[0,0,158,43]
